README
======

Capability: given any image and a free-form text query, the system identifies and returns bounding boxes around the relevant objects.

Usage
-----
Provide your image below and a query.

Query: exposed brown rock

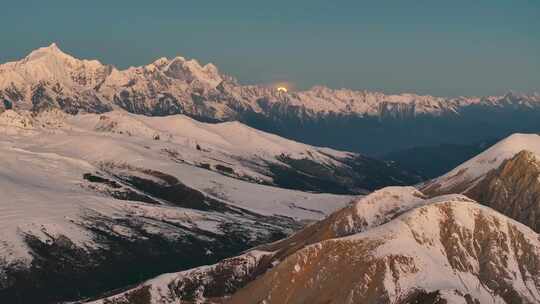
[465,150,540,232]
[224,201,540,304]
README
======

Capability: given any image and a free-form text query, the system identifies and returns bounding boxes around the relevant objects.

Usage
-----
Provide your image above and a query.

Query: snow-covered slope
[0,109,370,303]
[69,110,348,161]
[422,133,540,195]
[1,109,420,196]
[90,187,540,304]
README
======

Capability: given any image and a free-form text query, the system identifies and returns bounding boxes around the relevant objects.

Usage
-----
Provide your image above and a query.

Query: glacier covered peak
[24,42,72,62]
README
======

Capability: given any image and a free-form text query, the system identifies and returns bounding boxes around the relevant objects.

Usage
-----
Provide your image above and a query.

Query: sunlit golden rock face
[466,150,540,232]
[276,86,288,93]
[424,148,540,233]
[224,200,540,304]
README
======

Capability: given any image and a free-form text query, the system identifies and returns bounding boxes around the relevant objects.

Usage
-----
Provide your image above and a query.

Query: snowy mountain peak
[21,42,98,69]
[162,56,222,86]
[0,43,110,93]
[34,42,61,53]
[24,43,66,60]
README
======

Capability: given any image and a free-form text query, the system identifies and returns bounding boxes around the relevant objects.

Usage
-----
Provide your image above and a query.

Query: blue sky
[2,0,539,96]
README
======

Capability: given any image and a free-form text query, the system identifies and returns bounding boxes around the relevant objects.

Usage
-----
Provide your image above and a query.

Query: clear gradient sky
[2,0,539,96]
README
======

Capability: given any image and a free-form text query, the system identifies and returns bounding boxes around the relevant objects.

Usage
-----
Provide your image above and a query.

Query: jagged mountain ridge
[2,43,539,118]
[466,150,540,232]
[2,44,540,156]
[89,187,540,304]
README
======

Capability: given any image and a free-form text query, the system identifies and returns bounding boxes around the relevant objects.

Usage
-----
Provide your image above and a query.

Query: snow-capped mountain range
[2,43,539,118]
[2,44,540,155]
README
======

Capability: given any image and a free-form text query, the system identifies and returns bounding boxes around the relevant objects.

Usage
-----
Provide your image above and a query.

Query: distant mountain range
[2,43,540,156]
